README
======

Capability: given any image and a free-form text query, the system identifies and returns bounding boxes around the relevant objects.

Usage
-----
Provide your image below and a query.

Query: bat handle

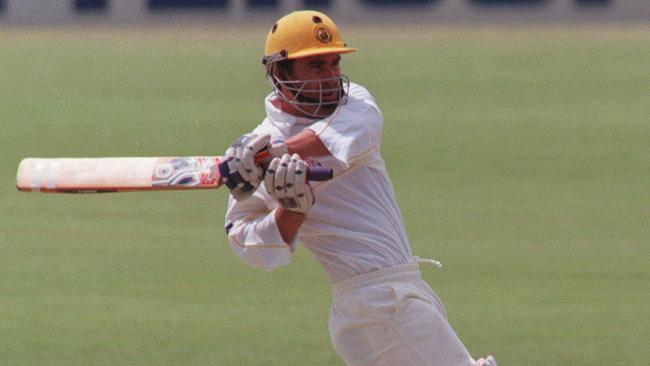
[252,149,333,181]
[218,159,333,184]
[305,166,333,181]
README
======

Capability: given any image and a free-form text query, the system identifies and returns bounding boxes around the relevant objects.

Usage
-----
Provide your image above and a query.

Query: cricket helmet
[262,11,356,118]
[262,10,356,65]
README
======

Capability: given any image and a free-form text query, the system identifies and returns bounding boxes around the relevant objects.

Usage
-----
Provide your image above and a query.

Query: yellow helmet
[263,10,356,65]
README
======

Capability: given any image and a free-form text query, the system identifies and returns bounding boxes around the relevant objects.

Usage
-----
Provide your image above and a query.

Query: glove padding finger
[291,156,313,211]
[265,154,313,214]
[224,137,248,187]
[264,156,280,199]
[273,154,290,203]
[237,134,270,186]
[224,133,270,201]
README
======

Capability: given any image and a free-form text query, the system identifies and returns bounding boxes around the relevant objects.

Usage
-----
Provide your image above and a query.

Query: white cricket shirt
[225,83,413,283]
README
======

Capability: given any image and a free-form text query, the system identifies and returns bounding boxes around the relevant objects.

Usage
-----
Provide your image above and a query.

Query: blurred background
[1,0,650,24]
[1,1,649,366]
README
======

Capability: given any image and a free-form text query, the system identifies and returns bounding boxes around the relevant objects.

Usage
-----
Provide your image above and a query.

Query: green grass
[1,25,649,365]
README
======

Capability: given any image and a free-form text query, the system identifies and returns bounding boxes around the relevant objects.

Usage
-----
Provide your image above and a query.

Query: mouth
[321,89,340,101]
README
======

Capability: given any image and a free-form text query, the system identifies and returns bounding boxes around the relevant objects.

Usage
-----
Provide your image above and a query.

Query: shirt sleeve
[224,191,295,271]
[307,96,383,167]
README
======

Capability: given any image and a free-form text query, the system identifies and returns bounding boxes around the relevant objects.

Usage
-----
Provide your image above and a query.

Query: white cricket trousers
[329,262,475,366]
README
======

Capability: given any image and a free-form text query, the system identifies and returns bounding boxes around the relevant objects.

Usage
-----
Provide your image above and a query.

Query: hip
[330,261,447,320]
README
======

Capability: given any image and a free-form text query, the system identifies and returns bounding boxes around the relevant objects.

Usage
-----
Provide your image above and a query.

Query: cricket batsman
[220,10,497,366]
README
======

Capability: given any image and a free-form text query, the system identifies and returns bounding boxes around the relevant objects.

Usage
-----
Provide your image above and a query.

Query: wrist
[274,207,307,244]
[276,207,308,218]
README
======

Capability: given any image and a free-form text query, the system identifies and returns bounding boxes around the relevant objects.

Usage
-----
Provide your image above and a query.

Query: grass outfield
[1,25,648,365]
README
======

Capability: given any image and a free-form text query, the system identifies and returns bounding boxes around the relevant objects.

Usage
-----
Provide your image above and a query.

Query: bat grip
[254,148,333,181]
[254,150,333,181]
[220,149,334,184]
[305,166,333,181]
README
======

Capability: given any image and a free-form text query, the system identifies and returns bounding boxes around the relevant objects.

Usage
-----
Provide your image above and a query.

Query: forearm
[226,196,294,270]
[274,208,307,244]
[285,130,331,157]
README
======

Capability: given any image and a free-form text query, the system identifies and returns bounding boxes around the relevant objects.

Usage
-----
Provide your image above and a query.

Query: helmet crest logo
[314,26,332,44]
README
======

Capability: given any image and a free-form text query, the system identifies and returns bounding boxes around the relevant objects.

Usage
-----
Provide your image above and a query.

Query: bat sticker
[152,157,218,187]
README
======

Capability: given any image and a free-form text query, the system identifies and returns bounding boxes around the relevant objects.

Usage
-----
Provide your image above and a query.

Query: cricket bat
[16,156,332,193]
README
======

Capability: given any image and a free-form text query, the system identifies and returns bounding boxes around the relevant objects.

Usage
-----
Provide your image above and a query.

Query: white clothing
[224,82,480,365]
[329,261,474,366]
[225,83,413,282]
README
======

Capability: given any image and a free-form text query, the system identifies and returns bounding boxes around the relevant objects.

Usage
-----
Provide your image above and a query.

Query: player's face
[288,54,342,103]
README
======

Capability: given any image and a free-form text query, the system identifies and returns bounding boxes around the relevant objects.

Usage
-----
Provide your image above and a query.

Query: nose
[321,69,339,87]
[317,63,339,80]
[321,77,339,92]
[326,66,339,79]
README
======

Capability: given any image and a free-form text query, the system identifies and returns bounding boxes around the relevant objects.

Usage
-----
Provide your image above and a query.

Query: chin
[321,93,341,102]
[317,105,337,116]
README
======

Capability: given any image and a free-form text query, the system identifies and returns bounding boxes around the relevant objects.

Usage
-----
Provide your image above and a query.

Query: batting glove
[222,133,287,201]
[264,153,314,215]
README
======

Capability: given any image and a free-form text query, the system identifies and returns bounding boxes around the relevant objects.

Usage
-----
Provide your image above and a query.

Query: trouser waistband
[332,262,422,297]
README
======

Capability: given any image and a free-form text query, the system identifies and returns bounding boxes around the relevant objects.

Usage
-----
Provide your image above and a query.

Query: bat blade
[16,157,222,193]
[16,156,333,194]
